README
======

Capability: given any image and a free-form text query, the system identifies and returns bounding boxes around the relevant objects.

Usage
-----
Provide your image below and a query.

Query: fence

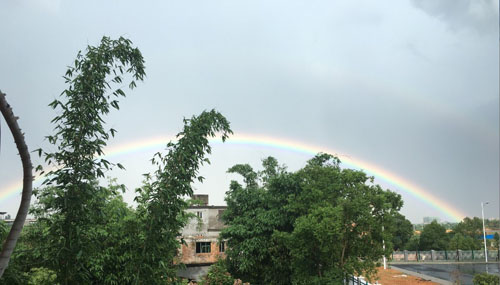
[392,249,500,262]
[344,275,375,285]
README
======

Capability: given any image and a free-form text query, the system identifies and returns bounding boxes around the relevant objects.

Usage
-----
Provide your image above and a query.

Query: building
[177,195,227,281]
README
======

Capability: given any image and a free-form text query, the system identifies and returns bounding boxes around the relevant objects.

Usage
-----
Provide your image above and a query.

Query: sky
[0,0,498,223]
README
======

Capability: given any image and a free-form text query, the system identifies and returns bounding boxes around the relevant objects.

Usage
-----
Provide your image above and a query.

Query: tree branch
[0,90,33,277]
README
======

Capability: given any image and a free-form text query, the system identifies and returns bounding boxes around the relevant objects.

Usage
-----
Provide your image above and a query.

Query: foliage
[473,273,499,285]
[221,157,293,284]
[447,233,478,251]
[419,221,449,250]
[485,219,500,229]
[404,234,420,251]
[201,259,234,285]
[0,222,7,239]
[221,154,403,284]
[132,110,232,283]
[494,233,500,249]
[32,36,145,284]
[391,213,413,251]
[451,217,483,250]
[27,267,58,285]
[3,36,233,284]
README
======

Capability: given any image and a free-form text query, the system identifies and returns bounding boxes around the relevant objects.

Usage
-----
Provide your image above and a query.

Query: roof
[188,205,227,210]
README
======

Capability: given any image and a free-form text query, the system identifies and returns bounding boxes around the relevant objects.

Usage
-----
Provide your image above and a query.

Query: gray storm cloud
[411,0,499,34]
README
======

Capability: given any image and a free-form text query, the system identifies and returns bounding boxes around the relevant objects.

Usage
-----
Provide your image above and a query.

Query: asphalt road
[392,263,499,285]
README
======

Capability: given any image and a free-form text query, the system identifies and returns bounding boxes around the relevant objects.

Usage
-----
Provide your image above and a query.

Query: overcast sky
[0,0,498,223]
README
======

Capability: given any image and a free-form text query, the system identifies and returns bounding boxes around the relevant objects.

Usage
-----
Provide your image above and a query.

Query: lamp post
[481,202,489,263]
[382,225,387,270]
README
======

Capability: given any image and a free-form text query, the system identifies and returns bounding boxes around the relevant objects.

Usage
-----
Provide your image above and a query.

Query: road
[391,263,499,285]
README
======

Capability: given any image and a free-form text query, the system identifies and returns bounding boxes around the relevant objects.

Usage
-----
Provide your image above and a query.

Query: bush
[201,259,234,285]
[27,267,58,285]
[473,273,499,285]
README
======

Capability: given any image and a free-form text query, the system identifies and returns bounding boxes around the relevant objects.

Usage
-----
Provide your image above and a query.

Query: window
[197,211,202,219]
[196,242,211,253]
[219,241,225,253]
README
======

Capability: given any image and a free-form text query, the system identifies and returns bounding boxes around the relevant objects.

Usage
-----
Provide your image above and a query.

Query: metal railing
[391,249,500,262]
[344,275,375,285]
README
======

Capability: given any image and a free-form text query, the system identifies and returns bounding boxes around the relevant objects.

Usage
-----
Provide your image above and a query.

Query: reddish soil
[372,267,439,284]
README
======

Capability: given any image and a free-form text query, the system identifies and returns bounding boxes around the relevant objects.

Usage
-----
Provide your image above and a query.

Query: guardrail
[391,250,500,262]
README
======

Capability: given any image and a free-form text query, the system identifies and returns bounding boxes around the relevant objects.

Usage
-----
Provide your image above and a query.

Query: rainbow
[0,133,466,221]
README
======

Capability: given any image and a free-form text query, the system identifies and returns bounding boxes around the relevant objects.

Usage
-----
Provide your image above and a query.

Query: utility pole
[481,201,489,263]
[382,225,387,269]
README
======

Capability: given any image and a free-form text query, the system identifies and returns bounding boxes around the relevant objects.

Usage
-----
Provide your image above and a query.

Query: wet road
[393,263,499,285]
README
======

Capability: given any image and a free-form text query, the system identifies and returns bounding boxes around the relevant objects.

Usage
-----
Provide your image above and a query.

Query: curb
[391,266,452,285]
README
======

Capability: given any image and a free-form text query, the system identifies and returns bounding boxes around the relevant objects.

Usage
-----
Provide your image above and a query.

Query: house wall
[180,206,227,265]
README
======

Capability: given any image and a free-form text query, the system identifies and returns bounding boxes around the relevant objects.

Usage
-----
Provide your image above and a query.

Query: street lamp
[481,202,489,263]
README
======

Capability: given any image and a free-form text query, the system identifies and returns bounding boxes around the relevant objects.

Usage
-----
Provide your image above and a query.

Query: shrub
[201,259,234,285]
[473,273,499,285]
[27,267,58,285]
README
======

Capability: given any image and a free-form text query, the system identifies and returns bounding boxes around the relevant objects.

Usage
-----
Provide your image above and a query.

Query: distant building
[177,195,227,281]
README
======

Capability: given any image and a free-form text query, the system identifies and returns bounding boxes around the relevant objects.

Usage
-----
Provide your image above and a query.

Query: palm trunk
[0,91,33,277]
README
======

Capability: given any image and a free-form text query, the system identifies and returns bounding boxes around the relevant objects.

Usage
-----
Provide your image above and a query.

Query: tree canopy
[419,221,449,251]
[1,36,232,284]
[221,154,403,284]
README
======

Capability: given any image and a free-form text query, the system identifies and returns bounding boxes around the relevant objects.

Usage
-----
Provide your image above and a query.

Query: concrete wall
[182,207,226,237]
[179,206,227,266]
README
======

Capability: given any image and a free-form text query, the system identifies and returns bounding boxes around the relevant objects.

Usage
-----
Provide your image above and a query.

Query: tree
[405,234,420,251]
[0,91,33,277]
[451,217,483,250]
[419,221,448,250]
[494,233,500,250]
[221,157,292,284]
[33,36,145,284]
[448,233,477,251]
[221,154,403,284]
[391,213,413,251]
[131,110,232,283]
[1,36,234,284]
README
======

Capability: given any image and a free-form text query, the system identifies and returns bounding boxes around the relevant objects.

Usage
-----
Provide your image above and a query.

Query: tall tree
[419,220,448,250]
[222,154,403,284]
[34,36,145,284]
[391,213,414,251]
[0,91,33,277]
[132,110,232,283]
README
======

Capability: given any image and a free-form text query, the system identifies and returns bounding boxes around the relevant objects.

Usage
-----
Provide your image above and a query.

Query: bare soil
[373,267,439,284]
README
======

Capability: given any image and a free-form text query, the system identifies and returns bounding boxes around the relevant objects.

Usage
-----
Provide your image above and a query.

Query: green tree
[448,233,477,251]
[2,36,233,284]
[493,233,500,249]
[451,217,483,250]
[221,157,292,284]
[419,221,448,250]
[132,110,232,283]
[33,36,145,284]
[392,213,413,251]
[405,234,420,251]
[222,154,403,284]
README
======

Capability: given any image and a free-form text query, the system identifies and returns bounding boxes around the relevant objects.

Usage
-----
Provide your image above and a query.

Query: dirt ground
[372,267,439,284]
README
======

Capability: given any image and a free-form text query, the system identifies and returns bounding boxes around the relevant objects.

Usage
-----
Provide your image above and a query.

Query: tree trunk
[0,91,33,277]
